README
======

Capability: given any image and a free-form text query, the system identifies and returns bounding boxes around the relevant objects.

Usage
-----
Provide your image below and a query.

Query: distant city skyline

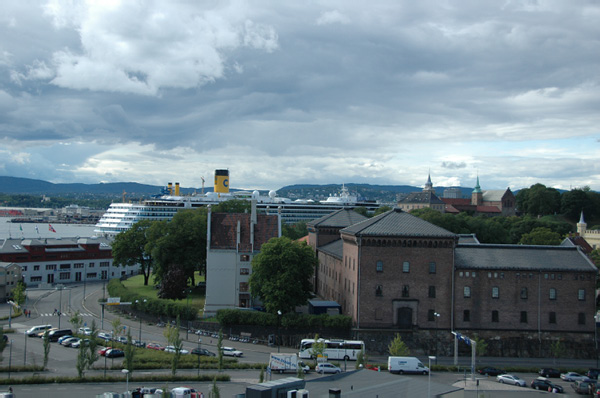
[1,2,599,191]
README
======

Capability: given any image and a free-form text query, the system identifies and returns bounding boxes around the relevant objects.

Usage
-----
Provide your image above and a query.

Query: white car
[60,337,80,347]
[78,327,92,336]
[560,372,589,382]
[164,346,190,355]
[496,374,526,386]
[221,346,243,357]
[316,363,342,374]
[98,332,112,341]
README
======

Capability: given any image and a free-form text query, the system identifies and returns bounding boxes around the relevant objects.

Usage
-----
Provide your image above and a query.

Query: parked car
[221,347,243,357]
[531,377,564,393]
[132,340,146,348]
[98,347,113,356]
[572,380,594,395]
[105,348,125,358]
[78,327,92,336]
[26,325,52,337]
[539,368,561,378]
[316,363,342,374]
[98,332,112,341]
[146,343,164,351]
[496,374,526,386]
[71,339,90,348]
[191,348,216,356]
[561,372,590,382]
[588,369,600,379]
[164,346,190,355]
[477,367,504,376]
[60,337,80,347]
[57,335,74,344]
[38,328,57,338]
[48,329,73,342]
[115,336,128,344]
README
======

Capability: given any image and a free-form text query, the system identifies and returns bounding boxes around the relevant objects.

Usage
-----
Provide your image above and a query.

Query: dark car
[531,377,564,393]
[191,348,216,356]
[539,368,561,378]
[588,368,600,379]
[48,329,73,342]
[105,348,125,358]
[477,367,504,376]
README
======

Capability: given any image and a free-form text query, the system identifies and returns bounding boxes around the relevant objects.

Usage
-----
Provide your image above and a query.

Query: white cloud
[316,10,351,26]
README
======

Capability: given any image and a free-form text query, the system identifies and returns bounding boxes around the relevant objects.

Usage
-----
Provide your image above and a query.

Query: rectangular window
[239,282,249,292]
[240,254,250,262]
[492,310,499,323]
[100,261,109,267]
[86,272,97,278]
[464,286,471,298]
[492,286,499,299]
[375,285,383,297]
[402,261,410,273]
[402,285,409,298]
[578,312,586,325]
[428,309,435,321]
[429,262,436,274]
[89,262,95,268]
[74,263,84,269]
[520,311,528,323]
[549,288,557,300]
[34,265,40,271]
[22,266,27,271]
[60,263,70,269]
[46,264,56,271]
[376,261,383,273]
[240,268,249,275]
[59,272,70,280]
[549,312,556,324]
[30,276,42,282]
[463,310,470,322]
[520,287,528,299]
[428,286,436,298]
[578,289,586,301]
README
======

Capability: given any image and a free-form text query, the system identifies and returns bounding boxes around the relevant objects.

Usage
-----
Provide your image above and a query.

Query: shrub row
[106,279,197,320]
[216,309,352,330]
[0,373,230,385]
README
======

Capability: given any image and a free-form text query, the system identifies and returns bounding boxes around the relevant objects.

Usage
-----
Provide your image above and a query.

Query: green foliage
[356,350,365,369]
[373,205,393,217]
[516,184,561,217]
[474,336,487,358]
[210,376,221,398]
[76,340,87,378]
[282,221,308,240]
[311,334,326,362]
[519,227,561,245]
[388,333,410,356]
[12,280,26,305]
[352,207,368,217]
[561,188,599,221]
[259,365,265,383]
[106,279,198,320]
[111,317,123,339]
[550,340,566,360]
[213,199,251,214]
[217,330,224,371]
[124,329,135,376]
[216,309,352,330]
[112,219,155,285]
[0,329,6,357]
[70,310,83,332]
[249,237,318,314]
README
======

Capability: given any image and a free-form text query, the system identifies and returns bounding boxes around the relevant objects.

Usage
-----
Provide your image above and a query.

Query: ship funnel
[214,169,229,194]
[175,182,180,196]
[168,182,173,195]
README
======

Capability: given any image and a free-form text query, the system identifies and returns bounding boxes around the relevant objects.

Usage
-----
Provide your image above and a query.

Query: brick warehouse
[308,208,598,357]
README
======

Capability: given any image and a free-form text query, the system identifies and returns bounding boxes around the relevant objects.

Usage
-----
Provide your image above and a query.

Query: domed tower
[471,176,483,206]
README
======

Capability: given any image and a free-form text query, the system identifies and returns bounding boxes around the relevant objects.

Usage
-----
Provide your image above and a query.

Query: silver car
[496,374,526,386]
[316,363,341,374]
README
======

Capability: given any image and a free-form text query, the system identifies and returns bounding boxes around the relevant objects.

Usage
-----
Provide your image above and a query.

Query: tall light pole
[8,340,13,379]
[197,338,202,377]
[186,289,192,340]
[434,312,441,364]
[428,355,436,398]
[277,310,282,353]
[23,331,27,365]
[135,299,147,342]
[122,369,129,394]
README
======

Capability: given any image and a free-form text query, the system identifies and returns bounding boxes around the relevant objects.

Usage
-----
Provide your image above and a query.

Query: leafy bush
[216,309,352,330]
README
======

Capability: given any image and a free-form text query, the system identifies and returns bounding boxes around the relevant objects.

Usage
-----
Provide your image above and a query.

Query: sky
[1,1,599,192]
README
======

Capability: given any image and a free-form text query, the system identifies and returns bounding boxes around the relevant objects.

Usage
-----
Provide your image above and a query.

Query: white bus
[298,338,365,361]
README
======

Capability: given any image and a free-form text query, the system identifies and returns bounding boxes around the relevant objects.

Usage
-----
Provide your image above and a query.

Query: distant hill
[0,176,478,202]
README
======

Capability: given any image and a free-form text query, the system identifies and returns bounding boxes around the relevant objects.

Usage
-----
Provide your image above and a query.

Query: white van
[26,325,52,337]
[388,356,430,375]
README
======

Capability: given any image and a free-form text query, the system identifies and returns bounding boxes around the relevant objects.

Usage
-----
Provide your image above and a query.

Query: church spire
[472,175,482,194]
[423,171,434,193]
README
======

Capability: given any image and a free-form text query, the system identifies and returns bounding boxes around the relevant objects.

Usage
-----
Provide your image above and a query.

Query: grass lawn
[122,272,206,313]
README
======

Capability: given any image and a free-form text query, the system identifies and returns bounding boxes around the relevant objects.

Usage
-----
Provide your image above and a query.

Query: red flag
[49,224,56,233]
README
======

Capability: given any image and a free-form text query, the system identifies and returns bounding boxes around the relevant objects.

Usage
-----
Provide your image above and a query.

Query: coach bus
[298,338,365,361]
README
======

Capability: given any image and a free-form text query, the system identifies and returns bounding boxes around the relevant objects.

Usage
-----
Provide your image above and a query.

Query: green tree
[249,237,317,314]
[210,376,221,398]
[373,205,393,217]
[151,209,207,286]
[311,334,326,364]
[217,330,224,371]
[561,188,597,221]
[282,221,308,240]
[356,349,366,369]
[519,227,561,245]
[352,207,368,217]
[12,280,26,305]
[86,320,100,371]
[516,184,561,216]
[124,329,135,376]
[259,365,265,383]
[550,340,565,364]
[474,336,487,360]
[213,199,251,214]
[43,331,51,369]
[388,333,410,356]
[163,317,183,376]
[76,341,87,378]
[111,317,123,340]
[112,219,155,285]
[70,310,83,333]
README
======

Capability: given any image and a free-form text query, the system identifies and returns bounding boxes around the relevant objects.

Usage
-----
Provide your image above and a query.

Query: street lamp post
[8,340,13,379]
[186,289,192,340]
[23,331,27,365]
[277,310,282,353]
[428,355,436,398]
[122,369,129,395]
[135,299,147,343]
[197,338,202,377]
[434,312,441,364]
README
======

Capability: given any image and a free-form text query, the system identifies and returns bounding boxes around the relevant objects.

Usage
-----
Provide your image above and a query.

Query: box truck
[269,353,310,374]
[388,356,430,375]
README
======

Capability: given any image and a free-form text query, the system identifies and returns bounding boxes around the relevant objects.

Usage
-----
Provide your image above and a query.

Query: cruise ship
[95,170,384,236]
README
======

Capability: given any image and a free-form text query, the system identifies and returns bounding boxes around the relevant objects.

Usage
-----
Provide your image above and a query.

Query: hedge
[216,309,352,330]
[106,279,197,320]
